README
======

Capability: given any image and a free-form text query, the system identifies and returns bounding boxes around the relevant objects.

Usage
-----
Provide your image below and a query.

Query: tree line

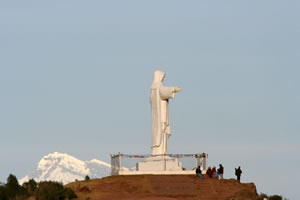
[0,174,77,200]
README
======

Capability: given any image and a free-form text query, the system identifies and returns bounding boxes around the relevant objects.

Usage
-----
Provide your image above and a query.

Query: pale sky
[1,1,299,199]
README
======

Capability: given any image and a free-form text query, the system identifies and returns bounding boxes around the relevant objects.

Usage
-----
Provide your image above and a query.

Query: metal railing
[111,153,208,176]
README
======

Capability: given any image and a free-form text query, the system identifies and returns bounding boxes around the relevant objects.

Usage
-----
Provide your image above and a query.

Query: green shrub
[0,175,77,200]
[22,179,37,195]
[6,174,20,199]
[269,195,282,200]
[35,181,65,200]
[0,186,8,200]
[258,193,268,200]
[258,193,283,200]
[64,188,77,200]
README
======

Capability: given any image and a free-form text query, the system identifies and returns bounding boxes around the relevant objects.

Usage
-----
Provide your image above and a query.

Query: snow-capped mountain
[19,152,111,184]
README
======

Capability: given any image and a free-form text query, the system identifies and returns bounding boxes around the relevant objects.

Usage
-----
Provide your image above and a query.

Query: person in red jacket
[206,166,213,178]
[212,166,217,178]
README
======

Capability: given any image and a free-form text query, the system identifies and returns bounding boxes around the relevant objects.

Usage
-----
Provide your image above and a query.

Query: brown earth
[66,175,258,200]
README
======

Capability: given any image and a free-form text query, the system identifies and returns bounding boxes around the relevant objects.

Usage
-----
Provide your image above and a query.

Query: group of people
[206,164,224,179]
[196,164,243,182]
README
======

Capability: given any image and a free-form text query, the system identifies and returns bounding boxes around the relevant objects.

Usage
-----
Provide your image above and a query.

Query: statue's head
[153,70,165,83]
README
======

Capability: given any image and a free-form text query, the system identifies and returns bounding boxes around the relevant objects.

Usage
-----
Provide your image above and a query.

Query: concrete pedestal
[137,156,182,171]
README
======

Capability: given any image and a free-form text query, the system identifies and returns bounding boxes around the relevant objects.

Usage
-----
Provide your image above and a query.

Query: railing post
[205,154,208,170]
[200,156,203,170]
[119,152,122,171]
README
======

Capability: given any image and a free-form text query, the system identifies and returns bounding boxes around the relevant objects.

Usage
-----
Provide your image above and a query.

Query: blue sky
[1,1,299,199]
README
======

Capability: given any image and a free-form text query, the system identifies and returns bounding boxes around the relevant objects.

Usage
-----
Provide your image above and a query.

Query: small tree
[258,193,283,200]
[16,186,29,200]
[35,181,65,200]
[0,185,8,200]
[5,174,20,199]
[269,195,283,200]
[85,175,90,181]
[64,188,77,200]
[258,193,268,200]
[23,179,37,195]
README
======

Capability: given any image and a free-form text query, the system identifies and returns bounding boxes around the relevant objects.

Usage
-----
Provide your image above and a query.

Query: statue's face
[162,74,165,82]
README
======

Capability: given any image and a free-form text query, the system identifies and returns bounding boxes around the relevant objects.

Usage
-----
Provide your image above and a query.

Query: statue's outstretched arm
[159,86,182,100]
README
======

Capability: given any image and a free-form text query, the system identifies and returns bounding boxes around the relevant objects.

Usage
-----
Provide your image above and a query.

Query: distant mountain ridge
[19,152,111,184]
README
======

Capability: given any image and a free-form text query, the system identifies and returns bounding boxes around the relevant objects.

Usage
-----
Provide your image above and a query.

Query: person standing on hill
[235,166,242,182]
[218,164,224,179]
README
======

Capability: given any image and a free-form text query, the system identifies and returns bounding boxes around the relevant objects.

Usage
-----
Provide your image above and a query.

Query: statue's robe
[151,71,178,156]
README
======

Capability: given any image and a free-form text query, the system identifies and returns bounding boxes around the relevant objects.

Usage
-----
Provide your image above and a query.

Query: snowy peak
[38,152,85,169]
[37,152,89,176]
[19,152,111,184]
[88,159,111,168]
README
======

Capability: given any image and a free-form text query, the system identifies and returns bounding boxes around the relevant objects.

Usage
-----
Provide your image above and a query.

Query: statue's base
[118,170,195,175]
[137,156,182,171]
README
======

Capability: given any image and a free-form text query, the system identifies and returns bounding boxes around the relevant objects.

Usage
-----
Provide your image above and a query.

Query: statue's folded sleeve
[159,86,176,100]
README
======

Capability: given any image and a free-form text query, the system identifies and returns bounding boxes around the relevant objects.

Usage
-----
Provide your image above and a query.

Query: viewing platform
[110,153,208,176]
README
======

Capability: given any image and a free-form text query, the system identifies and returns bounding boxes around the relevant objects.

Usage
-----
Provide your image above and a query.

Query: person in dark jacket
[217,164,224,179]
[235,166,242,182]
[196,166,203,179]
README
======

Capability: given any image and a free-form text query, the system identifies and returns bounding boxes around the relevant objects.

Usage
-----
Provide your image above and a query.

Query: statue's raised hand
[174,87,182,93]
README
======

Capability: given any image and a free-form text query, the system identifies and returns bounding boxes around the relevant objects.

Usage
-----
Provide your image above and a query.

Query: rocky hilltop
[66,175,258,200]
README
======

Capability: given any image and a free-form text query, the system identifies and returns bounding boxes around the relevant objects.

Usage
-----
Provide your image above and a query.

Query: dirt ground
[66,175,258,200]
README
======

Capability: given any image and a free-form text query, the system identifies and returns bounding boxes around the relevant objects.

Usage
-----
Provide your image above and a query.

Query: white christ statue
[150,70,182,156]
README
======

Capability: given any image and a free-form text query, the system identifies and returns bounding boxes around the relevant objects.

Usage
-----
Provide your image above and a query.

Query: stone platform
[137,156,182,171]
[118,170,195,175]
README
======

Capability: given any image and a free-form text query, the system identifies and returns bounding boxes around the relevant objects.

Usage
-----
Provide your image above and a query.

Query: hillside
[66,175,258,200]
